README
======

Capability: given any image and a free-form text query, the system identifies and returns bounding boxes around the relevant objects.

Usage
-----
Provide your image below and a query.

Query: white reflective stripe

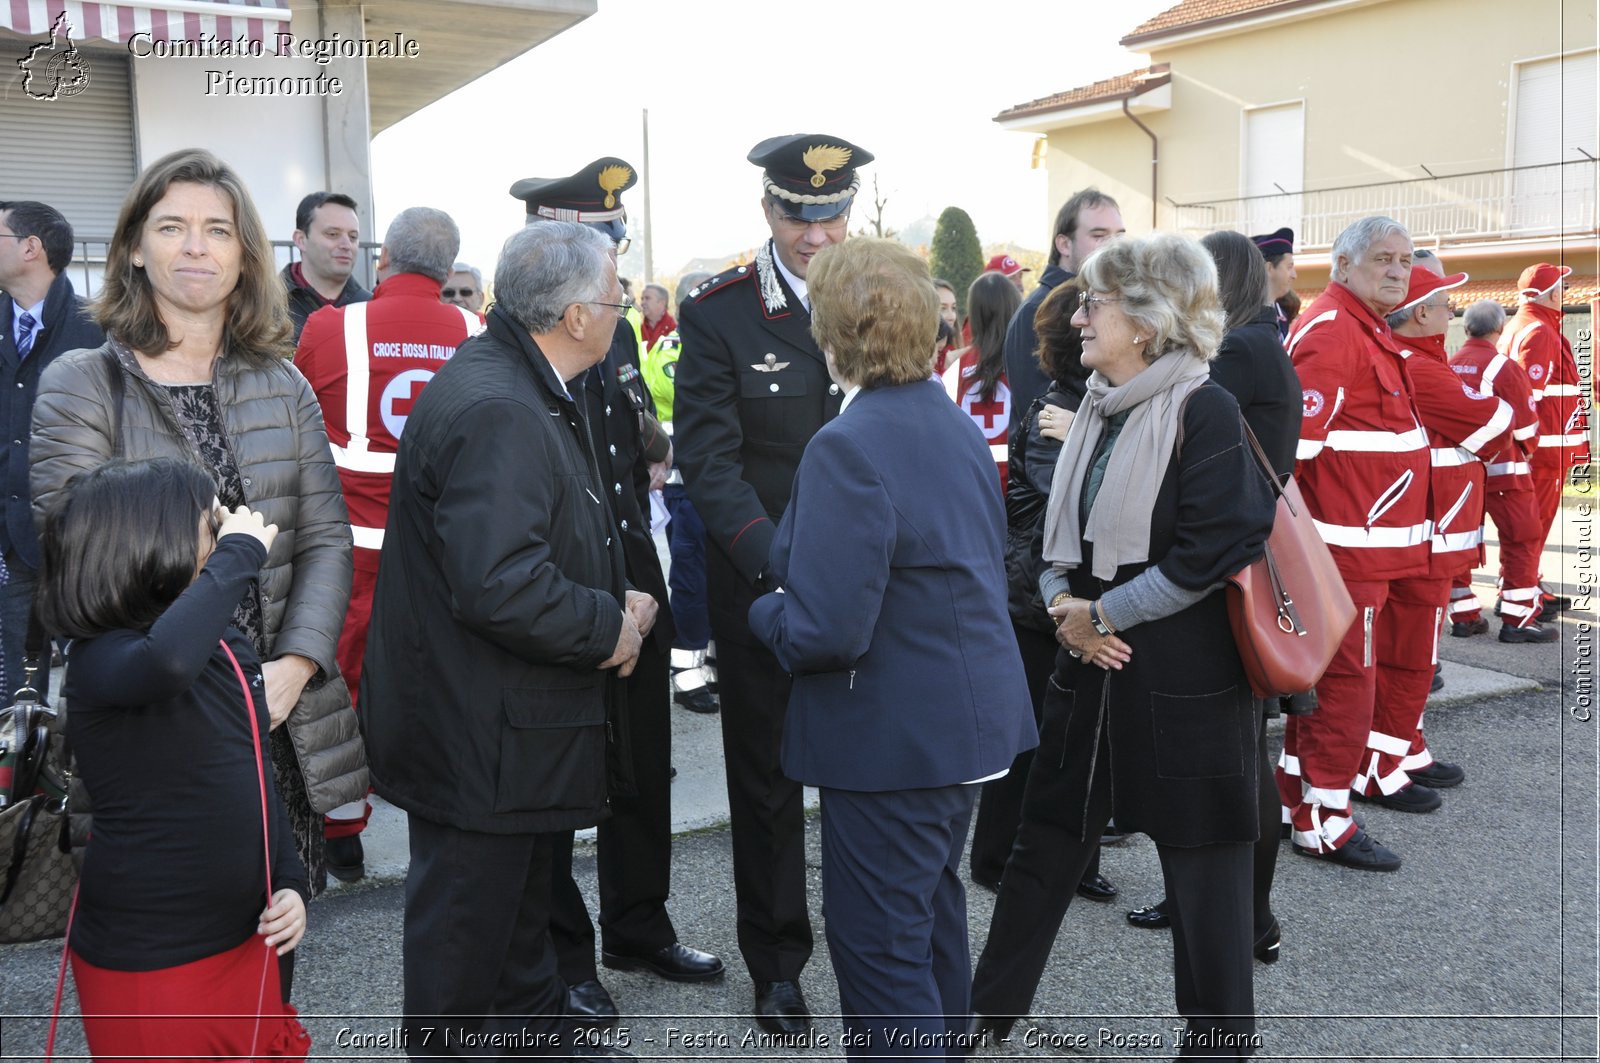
[1543,384,1583,397]
[1431,607,1442,663]
[1286,308,1338,358]
[1366,730,1411,756]
[343,302,374,461]
[1500,599,1538,619]
[1278,752,1301,776]
[1430,447,1474,467]
[1314,518,1433,549]
[1295,813,1355,851]
[989,443,1009,462]
[1512,424,1538,442]
[1366,469,1416,527]
[1371,762,1412,795]
[454,304,485,337]
[1481,354,1508,391]
[1323,425,1428,453]
[1448,597,1480,617]
[330,443,397,474]
[1399,750,1433,772]
[1459,398,1512,455]
[1502,587,1540,603]
[351,524,385,550]
[1296,438,1324,460]
[1486,460,1531,476]
[1303,784,1351,810]
[1436,482,1474,534]
[1431,529,1482,553]
[1539,433,1588,446]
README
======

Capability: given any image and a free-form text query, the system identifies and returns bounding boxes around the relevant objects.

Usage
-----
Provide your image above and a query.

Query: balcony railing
[1172,159,1598,250]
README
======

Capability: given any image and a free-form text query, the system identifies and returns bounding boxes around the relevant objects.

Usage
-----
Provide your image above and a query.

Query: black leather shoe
[1075,871,1118,902]
[1253,917,1281,964]
[565,979,619,1027]
[1450,616,1488,637]
[1430,666,1444,692]
[673,686,719,714]
[1500,620,1560,643]
[970,869,1002,892]
[1351,782,1441,813]
[602,942,725,982]
[325,834,365,882]
[1126,900,1170,929]
[1099,824,1130,845]
[1540,592,1572,622]
[753,980,810,1036]
[1293,827,1401,871]
[1409,760,1465,788]
[965,1013,1015,1054]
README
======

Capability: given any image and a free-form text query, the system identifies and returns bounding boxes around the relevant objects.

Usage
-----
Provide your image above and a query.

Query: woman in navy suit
[748,238,1037,1059]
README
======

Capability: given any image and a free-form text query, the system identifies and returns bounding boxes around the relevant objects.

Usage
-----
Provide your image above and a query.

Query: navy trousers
[663,484,710,651]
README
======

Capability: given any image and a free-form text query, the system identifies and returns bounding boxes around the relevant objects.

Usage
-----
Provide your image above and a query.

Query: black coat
[581,320,674,650]
[1002,262,1072,435]
[361,309,629,835]
[1208,305,1302,482]
[0,270,102,565]
[1056,384,1275,847]
[674,246,845,644]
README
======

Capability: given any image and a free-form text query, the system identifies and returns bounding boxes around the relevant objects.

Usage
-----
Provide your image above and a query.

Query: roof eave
[994,79,1172,133]
[1120,0,1386,50]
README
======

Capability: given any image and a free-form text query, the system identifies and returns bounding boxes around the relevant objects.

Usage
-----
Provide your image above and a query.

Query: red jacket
[1398,332,1512,578]
[942,347,1010,494]
[1502,301,1590,473]
[1289,283,1432,581]
[1450,335,1539,492]
[295,273,482,557]
[641,312,676,354]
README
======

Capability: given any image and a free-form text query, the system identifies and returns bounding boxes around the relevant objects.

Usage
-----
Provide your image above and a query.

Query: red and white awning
[5,0,292,50]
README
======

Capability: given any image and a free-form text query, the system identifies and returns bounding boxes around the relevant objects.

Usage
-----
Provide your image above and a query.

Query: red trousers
[73,935,310,1061]
[1452,488,1543,625]
[327,551,378,837]
[1362,575,1448,795]
[1278,578,1386,853]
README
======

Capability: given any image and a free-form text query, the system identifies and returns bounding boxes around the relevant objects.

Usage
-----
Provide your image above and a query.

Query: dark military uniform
[549,319,680,979]
[674,244,846,983]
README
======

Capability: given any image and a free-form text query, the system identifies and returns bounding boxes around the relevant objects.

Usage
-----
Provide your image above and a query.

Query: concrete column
[316,2,376,280]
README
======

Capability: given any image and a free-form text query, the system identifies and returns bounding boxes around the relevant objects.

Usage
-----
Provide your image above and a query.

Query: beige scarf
[1042,351,1211,580]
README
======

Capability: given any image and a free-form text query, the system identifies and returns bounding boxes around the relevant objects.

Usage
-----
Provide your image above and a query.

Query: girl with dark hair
[942,271,1023,491]
[39,458,311,1061]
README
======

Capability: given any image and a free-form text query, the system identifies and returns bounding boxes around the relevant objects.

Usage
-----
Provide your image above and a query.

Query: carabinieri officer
[673,133,873,1038]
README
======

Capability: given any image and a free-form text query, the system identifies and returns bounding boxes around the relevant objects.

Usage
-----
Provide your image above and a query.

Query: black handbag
[0,611,76,944]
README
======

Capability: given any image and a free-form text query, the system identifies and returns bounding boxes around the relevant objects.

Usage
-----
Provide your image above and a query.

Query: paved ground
[2,508,1597,1061]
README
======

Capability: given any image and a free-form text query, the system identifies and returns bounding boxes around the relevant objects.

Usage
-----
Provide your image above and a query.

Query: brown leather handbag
[1227,424,1356,698]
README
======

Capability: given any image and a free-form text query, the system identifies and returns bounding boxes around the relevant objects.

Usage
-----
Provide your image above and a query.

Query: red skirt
[71,935,311,1061]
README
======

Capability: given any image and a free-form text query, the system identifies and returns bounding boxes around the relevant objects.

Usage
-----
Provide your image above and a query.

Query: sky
[371,0,1178,285]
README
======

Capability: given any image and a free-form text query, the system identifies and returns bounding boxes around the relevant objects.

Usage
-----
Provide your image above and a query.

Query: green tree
[930,207,982,314]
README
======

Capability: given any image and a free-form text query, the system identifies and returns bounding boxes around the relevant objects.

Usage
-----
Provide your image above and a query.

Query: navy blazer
[748,378,1038,792]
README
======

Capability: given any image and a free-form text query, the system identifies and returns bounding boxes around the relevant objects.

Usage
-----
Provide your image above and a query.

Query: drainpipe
[1122,98,1159,229]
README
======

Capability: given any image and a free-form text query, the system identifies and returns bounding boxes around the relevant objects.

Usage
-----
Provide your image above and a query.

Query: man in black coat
[510,159,724,1026]
[673,133,873,1035]
[0,200,103,695]
[1002,188,1125,435]
[361,221,647,1057]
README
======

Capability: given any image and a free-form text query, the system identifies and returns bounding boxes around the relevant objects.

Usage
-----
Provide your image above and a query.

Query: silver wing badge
[750,353,790,373]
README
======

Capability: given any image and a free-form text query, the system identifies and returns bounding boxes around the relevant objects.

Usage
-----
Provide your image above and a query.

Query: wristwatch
[1089,601,1115,638]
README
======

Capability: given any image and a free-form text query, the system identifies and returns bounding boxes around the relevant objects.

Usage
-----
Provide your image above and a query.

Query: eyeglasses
[1423,298,1453,314]
[589,298,633,317]
[0,232,29,241]
[1080,294,1124,314]
[441,287,476,299]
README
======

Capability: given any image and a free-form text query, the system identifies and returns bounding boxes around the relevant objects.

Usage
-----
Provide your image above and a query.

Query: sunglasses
[442,287,476,299]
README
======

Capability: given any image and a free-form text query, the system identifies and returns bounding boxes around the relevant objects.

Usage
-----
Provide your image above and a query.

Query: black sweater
[65,535,308,971]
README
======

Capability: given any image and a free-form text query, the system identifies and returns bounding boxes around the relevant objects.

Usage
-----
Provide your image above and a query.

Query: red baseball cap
[985,254,1029,277]
[1396,264,1468,312]
[1517,262,1572,298]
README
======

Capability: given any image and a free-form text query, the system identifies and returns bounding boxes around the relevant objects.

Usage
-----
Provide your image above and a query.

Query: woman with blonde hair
[969,233,1275,1060]
[749,237,1036,1055]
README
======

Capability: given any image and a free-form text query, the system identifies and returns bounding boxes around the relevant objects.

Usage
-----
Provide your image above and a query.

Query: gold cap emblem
[802,145,852,189]
[598,164,633,209]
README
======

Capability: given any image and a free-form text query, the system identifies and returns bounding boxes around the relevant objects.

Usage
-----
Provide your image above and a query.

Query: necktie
[15,311,36,359]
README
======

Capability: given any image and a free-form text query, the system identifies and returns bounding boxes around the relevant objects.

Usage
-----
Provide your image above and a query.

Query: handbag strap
[221,638,276,1059]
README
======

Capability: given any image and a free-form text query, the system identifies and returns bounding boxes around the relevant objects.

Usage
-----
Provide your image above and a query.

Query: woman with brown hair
[942,270,1023,492]
[30,148,367,997]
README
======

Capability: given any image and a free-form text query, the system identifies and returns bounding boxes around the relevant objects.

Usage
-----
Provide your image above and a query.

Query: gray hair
[675,271,711,308]
[1331,216,1410,283]
[1385,304,1420,330]
[1463,299,1507,338]
[451,261,483,286]
[642,282,669,302]
[1077,232,1226,363]
[383,207,460,283]
[493,221,614,334]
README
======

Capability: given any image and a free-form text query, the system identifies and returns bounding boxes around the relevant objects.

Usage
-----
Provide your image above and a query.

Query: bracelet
[1048,591,1074,609]
[1089,601,1116,637]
